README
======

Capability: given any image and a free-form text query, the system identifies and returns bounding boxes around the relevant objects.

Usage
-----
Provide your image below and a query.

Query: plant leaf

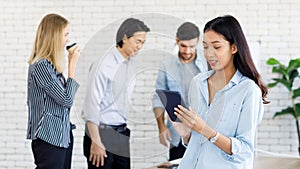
[271,78,292,91]
[273,107,295,119]
[288,58,300,70]
[266,58,281,65]
[272,66,286,74]
[267,82,278,88]
[272,66,289,79]
[289,69,299,82]
[293,87,300,99]
[295,103,300,118]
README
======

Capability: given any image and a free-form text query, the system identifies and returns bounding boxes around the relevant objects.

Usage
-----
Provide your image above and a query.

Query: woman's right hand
[67,45,80,78]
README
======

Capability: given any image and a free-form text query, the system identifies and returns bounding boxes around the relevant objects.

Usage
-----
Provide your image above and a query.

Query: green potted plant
[266,57,300,155]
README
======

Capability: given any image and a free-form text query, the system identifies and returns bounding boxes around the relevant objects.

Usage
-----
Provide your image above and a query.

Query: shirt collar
[230,69,243,86]
[200,69,243,90]
[112,46,126,64]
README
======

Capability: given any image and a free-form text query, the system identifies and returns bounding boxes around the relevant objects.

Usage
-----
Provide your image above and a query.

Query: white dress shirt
[82,46,136,125]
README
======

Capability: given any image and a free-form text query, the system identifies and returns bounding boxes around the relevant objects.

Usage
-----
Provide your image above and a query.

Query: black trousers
[169,141,186,161]
[83,127,130,169]
[31,131,74,169]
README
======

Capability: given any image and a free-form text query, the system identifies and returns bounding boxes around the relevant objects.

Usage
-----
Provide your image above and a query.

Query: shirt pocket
[219,102,238,121]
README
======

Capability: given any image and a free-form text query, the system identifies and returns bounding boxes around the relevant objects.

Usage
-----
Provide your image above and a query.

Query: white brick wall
[1,0,300,168]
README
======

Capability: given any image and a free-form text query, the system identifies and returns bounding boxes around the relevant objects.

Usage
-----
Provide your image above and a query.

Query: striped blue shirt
[26,58,79,148]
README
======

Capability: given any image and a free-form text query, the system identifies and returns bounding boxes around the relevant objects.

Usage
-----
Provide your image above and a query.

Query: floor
[146,156,300,169]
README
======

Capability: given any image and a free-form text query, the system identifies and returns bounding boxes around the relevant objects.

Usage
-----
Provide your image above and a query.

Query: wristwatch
[209,132,220,143]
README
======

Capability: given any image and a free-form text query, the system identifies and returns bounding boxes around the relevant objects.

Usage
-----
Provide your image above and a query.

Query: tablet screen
[156,89,184,122]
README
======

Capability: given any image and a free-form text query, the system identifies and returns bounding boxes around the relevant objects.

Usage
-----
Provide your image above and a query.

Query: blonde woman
[26,13,80,169]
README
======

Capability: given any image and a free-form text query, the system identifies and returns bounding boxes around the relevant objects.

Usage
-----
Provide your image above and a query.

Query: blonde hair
[28,13,69,73]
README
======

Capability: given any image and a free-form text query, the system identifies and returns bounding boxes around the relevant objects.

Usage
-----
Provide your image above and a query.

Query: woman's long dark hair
[204,15,269,104]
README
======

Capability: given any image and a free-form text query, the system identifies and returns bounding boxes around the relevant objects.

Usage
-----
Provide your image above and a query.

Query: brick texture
[1,0,300,168]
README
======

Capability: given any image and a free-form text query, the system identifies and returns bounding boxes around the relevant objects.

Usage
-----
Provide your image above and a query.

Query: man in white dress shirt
[82,18,150,169]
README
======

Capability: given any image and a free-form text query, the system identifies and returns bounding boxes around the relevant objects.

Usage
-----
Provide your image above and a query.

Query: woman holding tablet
[173,15,269,169]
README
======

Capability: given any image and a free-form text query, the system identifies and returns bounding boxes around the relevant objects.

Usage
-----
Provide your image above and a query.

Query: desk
[147,156,300,169]
[253,156,300,169]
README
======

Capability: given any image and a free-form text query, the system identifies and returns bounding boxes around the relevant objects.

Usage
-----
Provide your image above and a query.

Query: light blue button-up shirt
[178,70,264,169]
[152,53,208,146]
[82,46,136,125]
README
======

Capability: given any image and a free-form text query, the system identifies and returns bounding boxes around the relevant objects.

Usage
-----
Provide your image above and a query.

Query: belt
[99,123,127,132]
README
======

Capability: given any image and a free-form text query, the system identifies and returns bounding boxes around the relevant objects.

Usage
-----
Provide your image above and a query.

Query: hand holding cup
[66,43,80,78]
[66,43,78,54]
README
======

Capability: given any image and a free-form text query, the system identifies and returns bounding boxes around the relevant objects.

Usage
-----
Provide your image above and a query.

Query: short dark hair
[176,22,200,40]
[116,18,150,47]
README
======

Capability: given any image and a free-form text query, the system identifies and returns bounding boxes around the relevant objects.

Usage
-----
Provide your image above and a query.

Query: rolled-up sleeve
[82,68,107,125]
[34,60,79,108]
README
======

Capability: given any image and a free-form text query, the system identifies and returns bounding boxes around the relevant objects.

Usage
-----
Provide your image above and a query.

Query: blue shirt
[26,59,79,148]
[82,46,136,125]
[178,70,264,169]
[152,54,208,146]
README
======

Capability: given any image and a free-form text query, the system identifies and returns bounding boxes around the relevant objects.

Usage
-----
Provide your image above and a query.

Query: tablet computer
[156,89,185,122]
